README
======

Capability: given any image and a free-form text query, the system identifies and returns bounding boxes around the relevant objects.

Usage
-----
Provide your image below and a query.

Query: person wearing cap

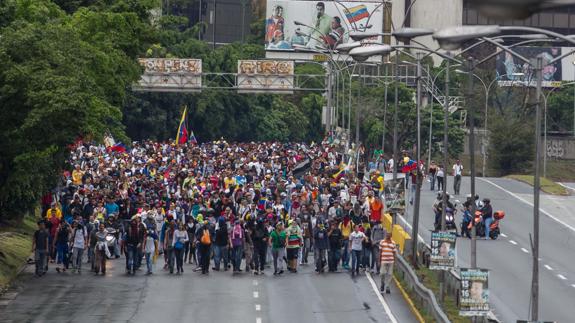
[285,220,302,273]
[269,222,287,275]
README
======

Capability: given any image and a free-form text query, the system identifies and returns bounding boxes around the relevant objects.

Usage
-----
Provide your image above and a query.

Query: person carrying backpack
[198,221,212,274]
[269,222,286,275]
[230,220,245,273]
[252,218,269,275]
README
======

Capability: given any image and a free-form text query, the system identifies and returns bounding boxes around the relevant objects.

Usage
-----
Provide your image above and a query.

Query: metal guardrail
[394,253,451,323]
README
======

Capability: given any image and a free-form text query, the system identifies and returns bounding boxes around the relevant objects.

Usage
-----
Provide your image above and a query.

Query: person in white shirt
[70,221,87,273]
[348,224,367,277]
[172,223,189,275]
[452,160,463,195]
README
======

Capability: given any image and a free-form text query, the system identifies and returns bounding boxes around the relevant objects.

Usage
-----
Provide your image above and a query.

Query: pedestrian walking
[163,221,176,274]
[213,217,229,271]
[32,220,49,277]
[313,221,329,273]
[327,221,342,272]
[54,222,71,273]
[379,233,397,294]
[198,221,212,274]
[436,165,445,191]
[70,221,87,274]
[93,223,109,275]
[428,161,437,191]
[143,225,158,275]
[453,160,463,195]
[286,220,302,273]
[230,220,245,273]
[252,219,269,275]
[349,224,367,277]
[269,222,286,275]
[370,221,386,274]
[173,223,189,274]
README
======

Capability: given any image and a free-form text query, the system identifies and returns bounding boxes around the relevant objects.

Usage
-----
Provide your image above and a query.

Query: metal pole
[411,52,423,267]
[393,53,399,181]
[241,0,246,43]
[467,57,478,269]
[544,95,547,178]
[198,0,203,40]
[355,65,362,145]
[440,57,450,304]
[482,85,489,177]
[427,66,433,170]
[326,63,333,134]
[531,56,543,322]
[348,72,353,139]
[212,0,217,49]
[382,78,389,153]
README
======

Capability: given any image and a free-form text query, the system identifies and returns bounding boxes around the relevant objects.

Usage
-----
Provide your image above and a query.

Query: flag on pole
[175,106,188,145]
[190,131,198,145]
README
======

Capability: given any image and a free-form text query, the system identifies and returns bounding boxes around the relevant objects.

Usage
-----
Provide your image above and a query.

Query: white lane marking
[557,274,567,280]
[253,291,259,298]
[544,265,554,271]
[253,280,258,286]
[480,178,575,233]
[521,248,529,253]
[571,284,575,288]
[256,318,262,323]
[558,182,575,191]
[509,240,518,245]
[365,272,399,323]
[255,304,261,311]
[500,233,508,238]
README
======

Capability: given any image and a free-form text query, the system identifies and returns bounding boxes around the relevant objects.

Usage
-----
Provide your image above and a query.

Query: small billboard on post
[459,268,490,316]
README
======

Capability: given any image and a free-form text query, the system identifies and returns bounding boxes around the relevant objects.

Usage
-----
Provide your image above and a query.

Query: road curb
[0,253,31,297]
[392,275,426,323]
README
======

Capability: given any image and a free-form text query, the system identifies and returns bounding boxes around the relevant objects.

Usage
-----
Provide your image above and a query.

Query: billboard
[495,47,562,88]
[459,268,490,316]
[429,231,456,270]
[264,0,389,61]
[135,58,202,92]
[237,60,295,93]
[383,175,406,213]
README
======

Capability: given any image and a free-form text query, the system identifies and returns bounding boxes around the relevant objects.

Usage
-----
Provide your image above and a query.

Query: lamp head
[349,44,393,62]
[392,27,434,43]
[335,41,362,53]
[433,25,501,50]
[349,31,381,41]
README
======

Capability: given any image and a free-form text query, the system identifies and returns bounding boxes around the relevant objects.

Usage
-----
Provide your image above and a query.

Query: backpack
[200,229,211,245]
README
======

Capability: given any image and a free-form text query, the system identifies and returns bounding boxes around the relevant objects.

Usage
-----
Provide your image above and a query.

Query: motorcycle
[105,227,118,250]
[467,210,505,240]
[434,200,459,233]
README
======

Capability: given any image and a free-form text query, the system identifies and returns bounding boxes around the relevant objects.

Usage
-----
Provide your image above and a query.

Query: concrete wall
[545,136,575,160]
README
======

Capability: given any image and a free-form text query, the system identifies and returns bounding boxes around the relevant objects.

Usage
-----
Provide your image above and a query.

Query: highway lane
[0,253,416,323]
[404,175,575,323]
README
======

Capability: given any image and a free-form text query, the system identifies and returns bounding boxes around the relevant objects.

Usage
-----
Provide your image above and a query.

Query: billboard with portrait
[495,47,562,88]
[429,231,456,270]
[264,0,389,61]
[459,268,490,316]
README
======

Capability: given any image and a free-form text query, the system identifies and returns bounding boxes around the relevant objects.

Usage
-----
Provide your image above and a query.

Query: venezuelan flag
[175,106,188,145]
[344,5,369,24]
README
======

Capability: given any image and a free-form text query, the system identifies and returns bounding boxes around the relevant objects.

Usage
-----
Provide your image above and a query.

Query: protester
[379,232,397,294]
[32,220,49,277]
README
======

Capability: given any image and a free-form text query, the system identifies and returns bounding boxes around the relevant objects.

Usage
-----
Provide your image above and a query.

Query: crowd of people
[32,138,405,293]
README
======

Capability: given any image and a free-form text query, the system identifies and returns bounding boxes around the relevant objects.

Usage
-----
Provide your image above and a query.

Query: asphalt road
[0,253,417,323]
[403,176,575,323]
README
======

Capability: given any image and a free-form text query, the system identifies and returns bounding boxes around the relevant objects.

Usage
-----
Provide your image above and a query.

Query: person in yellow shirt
[46,204,62,220]
[339,216,352,270]
[72,165,84,185]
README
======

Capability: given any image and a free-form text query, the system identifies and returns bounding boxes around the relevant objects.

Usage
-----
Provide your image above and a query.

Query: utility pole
[411,52,423,267]
[467,57,478,269]
[326,63,333,134]
[531,55,543,322]
[439,56,450,304]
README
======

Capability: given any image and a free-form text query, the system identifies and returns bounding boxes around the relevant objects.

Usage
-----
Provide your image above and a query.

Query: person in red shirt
[369,195,383,226]
[47,209,61,262]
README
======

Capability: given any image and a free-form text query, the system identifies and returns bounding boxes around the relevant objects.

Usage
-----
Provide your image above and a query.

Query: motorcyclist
[480,198,493,239]
[460,201,473,238]
[433,192,454,230]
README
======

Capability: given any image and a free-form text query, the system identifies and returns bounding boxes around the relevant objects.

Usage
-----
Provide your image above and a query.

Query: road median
[506,175,570,195]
